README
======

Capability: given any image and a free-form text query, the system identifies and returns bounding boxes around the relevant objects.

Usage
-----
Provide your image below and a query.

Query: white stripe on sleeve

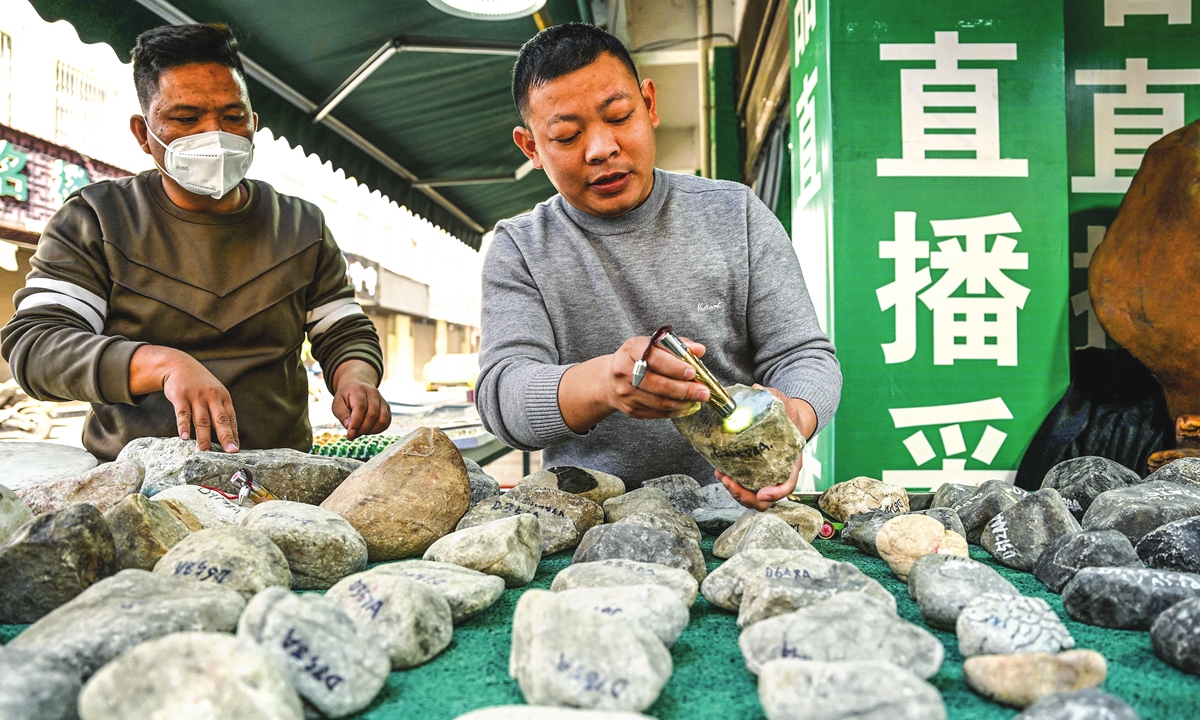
[24,278,107,316]
[309,303,366,338]
[17,293,105,333]
[306,297,358,325]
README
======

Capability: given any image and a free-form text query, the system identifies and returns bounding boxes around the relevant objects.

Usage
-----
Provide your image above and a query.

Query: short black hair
[132,24,247,111]
[512,23,640,121]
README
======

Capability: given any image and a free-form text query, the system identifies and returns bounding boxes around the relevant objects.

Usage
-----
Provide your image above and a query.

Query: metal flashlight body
[654,329,738,419]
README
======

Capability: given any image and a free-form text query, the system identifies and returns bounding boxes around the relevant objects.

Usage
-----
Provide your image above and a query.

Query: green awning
[28,0,588,248]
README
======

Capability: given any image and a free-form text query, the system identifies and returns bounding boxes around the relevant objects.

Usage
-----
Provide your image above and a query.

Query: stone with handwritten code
[907,554,1018,630]
[1040,456,1141,520]
[1136,515,1200,574]
[519,466,627,506]
[1063,566,1200,629]
[602,487,676,524]
[153,526,290,600]
[1034,529,1141,594]
[554,584,690,647]
[572,523,706,583]
[930,482,975,510]
[508,484,605,535]
[77,631,303,720]
[510,590,672,712]
[963,650,1107,709]
[1013,689,1142,720]
[240,501,367,590]
[616,509,702,545]
[238,587,389,718]
[758,658,947,720]
[15,460,144,515]
[951,480,1026,543]
[700,549,827,611]
[326,571,453,669]
[1150,596,1200,675]
[425,514,542,587]
[957,593,1074,657]
[551,559,699,607]
[981,489,1081,571]
[0,646,81,720]
[738,591,943,677]
[152,484,249,528]
[454,707,654,720]
[817,477,909,523]
[457,496,580,554]
[0,483,33,546]
[104,492,193,571]
[738,560,895,629]
[840,510,900,558]
[642,474,707,515]
[463,457,501,507]
[1082,480,1200,544]
[367,560,505,624]
[876,514,968,581]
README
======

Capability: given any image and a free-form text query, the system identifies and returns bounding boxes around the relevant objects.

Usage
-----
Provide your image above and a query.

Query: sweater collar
[560,168,669,236]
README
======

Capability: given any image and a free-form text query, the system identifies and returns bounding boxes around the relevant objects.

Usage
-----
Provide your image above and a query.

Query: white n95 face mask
[147,124,254,199]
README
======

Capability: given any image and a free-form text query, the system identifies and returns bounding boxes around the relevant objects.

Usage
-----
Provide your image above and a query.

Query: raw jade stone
[818,477,909,522]
[765,500,825,542]
[325,571,454,669]
[456,495,580,554]
[551,585,690,646]
[572,523,706,583]
[712,509,759,558]
[367,560,505,624]
[0,483,34,545]
[952,479,1024,543]
[1040,456,1140,520]
[0,442,97,491]
[737,560,895,628]
[463,457,501,507]
[841,510,900,558]
[1082,480,1200,544]
[1033,529,1141,593]
[1013,689,1142,720]
[616,509,702,545]
[155,497,204,531]
[1145,457,1200,487]
[956,593,1074,657]
[1150,596,1200,675]
[672,384,805,492]
[701,482,740,508]
[153,526,291,600]
[930,482,975,509]
[15,460,143,514]
[0,646,80,720]
[424,514,542,587]
[520,466,626,505]
[980,489,1082,571]
[510,590,672,713]
[507,484,605,534]
[913,508,966,538]
[1062,566,1200,629]
[151,484,249,528]
[551,559,698,607]
[733,514,816,555]
[963,650,1107,709]
[906,554,1018,631]
[758,658,947,720]
[602,487,675,524]
[642,474,707,515]
[700,549,827,611]
[104,492,192,571]
[875,514,969,580]
[240,501,369,590]
[76,632,303,720]
[690,508,745,535]
[1135,515,1200,573]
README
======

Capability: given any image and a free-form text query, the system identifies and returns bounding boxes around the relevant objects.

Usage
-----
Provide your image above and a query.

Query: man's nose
[584,127,619,164]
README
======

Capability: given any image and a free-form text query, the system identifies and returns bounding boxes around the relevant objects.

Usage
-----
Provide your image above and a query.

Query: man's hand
[715,386,817,511]
[130,345,239,452]
[331,360,391,440]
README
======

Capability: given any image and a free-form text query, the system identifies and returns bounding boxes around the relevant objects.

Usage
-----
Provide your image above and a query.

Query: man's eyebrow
[163,103,247,114]
[598,91,631,110]
[544,91,633,127]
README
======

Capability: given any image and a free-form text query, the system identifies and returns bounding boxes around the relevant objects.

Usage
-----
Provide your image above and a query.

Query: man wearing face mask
[0,23,390,461]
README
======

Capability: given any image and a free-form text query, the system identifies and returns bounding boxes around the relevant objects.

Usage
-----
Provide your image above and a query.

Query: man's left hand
[715,386,816,511]
[331,360,391,439]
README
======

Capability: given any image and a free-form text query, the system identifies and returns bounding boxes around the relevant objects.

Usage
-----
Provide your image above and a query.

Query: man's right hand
[130,345,240,452]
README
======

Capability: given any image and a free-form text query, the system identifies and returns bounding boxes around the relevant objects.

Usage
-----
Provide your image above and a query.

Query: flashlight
[653,327,738,419]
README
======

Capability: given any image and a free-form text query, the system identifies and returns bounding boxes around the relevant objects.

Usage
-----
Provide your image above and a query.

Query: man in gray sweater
[476,24,841,510]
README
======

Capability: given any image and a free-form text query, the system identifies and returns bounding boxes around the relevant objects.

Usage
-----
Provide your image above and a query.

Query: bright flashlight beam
[723,406,755,434]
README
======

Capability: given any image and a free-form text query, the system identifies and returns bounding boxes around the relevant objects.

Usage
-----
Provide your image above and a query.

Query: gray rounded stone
[700,482,740,509]
[520,466,626,505]
[981,489,1082,571]
[1150,596,1200,675]
[0,646,81,720]
[602,487,675,523]
[642,474,707,515]
[1082,480,1200,544]
[1145,457,1200,487]
[758,658,947,720]
[1040,456,1140,519]
[952,479,1024,543]
[554,584,689,647]
[907,554,1018,630]
[507,484,605,535]
[15,460,143,515]
[765,500,825,542]
[738,560,895,628]
[463,457,501,507]
[0,482,34,545]
[734,513,817,556]
[0,442,97,491]
[930,482,975,509]
[690,507,746,536]
[956,593,1074,657]
[701,549,827,611]
[711,509,758,558]
[425,514,542,587]
[240,501,368,590]
[551,559,698,607]
[572,523,706,583]
[457,496,580,555]
[1033,529,1141,593]
[616,509,702,545]
[913,507,966,537]
[153,526,291,599]
[840,510,900,557]
[1135,515,1200,573]
[151,484,250,528]
[104,492,193,571]
[325,571,454,669]
[368,559,505,624]
[1013,689,1142,720]
[1063,566,1200,629]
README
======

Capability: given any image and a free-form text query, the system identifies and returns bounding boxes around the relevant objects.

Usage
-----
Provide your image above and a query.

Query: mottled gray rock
[957,593,1074,657]
[690,507,745,535]
[1136,515,1200,574]
[765,500,824,542]
[237,587,390,718]
[1034,530,1140,593]
[8,569,244,676]
[114,436,198,493]
[876,514,969,580]
[368,560,505,623]
[1145,457,1200,486]
[520,466,626,505]
[15,460,143,514]
[155,497,203,531]
[963,650,1107,709]
[0,482,33,545]
[1150,596,1200,675]
[0,646,81,720]
[456,709,653,720]
[1083,480,1200,544]
[551,559,698,607]
[1013,689,1142,720]
[734,513,816,556]
[457,496,580,554]
[151,484,249,527]
[738,561,895,628]
[553,585,689,647]
[642,474,706,514]
[907,554,1018,630]
[463,457,501,507]
[712,509,758,558]
[602,487,675,524]
[840,510,899,558]
[0,441,97,491]
[981,489,1082,571]
[701,549,829,612]
[424,514,542,587]
[758,658,947,720]
[913,507,966,537]
[573,523,706,583]
[508,484,605,535]
[326,571,454,669]
[701,481,740,509]
[952,479,1024,543]
[739,592,944,677]
[616,509,702,544]
[1063,566,1200,629]
[241,501,368,590]
[104,492,192,571]
[510,589,671,712]
[77,631,302,720]
[930,482,975,509]
[818,477,908,522]
[1040,456,1140,519]
[153,526,291,600]
[0,503,115,623]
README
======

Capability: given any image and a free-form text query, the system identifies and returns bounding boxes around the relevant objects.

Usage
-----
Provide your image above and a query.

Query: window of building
[0,32,12,125]
[54,61,109,150]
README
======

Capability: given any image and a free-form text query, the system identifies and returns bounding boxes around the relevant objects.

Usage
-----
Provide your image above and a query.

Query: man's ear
[130,115,152,155]
[640,79,660,130]
[253,112,260,132]
[513,126,543,169]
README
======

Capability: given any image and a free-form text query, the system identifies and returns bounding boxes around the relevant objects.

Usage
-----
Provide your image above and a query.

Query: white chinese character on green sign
[885,397,1015,489]
[51,159,91,208]
[1105,0,1191,25]
[1070,225,1108,349]
[0,141,29,202]
[795,67,822,209]
[792,0,817,66]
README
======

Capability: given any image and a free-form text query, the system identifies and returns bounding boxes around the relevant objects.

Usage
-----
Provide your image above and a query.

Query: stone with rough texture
[510,589,671,712]
[712,509,758,558]
[326,571,454,669]
[1062,566,1200,629]
[701,549,827,611]
[456,709,652,720]
[552,584,689,647]
[952,479,1024,543]
[463,457,501,506]
[690,507,746,535]
[457,496,580,554]
[1082,480,1200,544]
[758,658,947,720]
[981,489,1082,571]
[737,560,895,628]
[0,502,115,623]
[508,484,604,535]
[8,568,243,676]
[321,427,471,561]
[0,646,80,720]
[237,587,390,718]
[1040,456,1141,519]
[551,559,698,607]
[963,650,1107,708]
[876,514,968,580]
[642,474,706,515]
[765,500,824,542]
[1013,690,1142,720]
[1136,515,1200,573]
[424,514,542,587]
[520,466,626,505]
[907,554,1018,630]
[914,507,966,537]
[616,509,702,544]
[818,477,908,522]
[367,560,505,624]
[841,510,900,558]
[104,492,192,570]
[1034,529,1140,593]
[77,631,302,720]
[734,513,816,556]
[155,496,203,531]
[114,436,198,493]
[1147,457,1200,486]
[241,501,368,589]
[573,523,706,583]
[739,592,943,677]
[0,441,97,491]
[701,481,740,509]
[1150,595,1200,675]
[15,460,143,514]
[0,483,33,545]
[957,593,1074,657]
[153,526,291,600]
[930,482,975,509]
[602,487,676,524]
[152,484,249,527]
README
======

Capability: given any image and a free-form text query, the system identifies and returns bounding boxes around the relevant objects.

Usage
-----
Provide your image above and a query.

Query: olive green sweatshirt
[0,170,384,461]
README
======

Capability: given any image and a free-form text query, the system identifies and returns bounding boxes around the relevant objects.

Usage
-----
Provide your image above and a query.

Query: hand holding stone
[714,386,814,511]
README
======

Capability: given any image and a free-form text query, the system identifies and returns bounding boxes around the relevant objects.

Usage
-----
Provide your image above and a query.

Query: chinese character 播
[50,160,91,208]
[877,31,1028,178]
[883,397,1015,489]
[1070,225,1109,349]
[795,67,822,210]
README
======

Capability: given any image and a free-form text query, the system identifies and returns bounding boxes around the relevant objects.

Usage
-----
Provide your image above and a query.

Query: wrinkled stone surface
[1136,515,1200,573]
[457,496,580,554]
[521,466,625,505]
[616,509,701,545]
[551,559,698,607]
[77,631,302,720]
[963,650,1107,708]
[510,590,671,712]
[1013,689,1142,720]
[104,492,192,570]
[712,509,759,558]
[0,646,80,720]
[738,561,895,628]
[1150,595,1200,675]
[818,477,909,522]
[1041,456,1141,520]
[0,441,97,491]
[238,587,390,718]
[114,436,198,493]
[907,554,1018,630]
[425,514,542,587]
[841,510,899,558]
[701,482,740,509]
[981,489,1082,571]
[758,658,947,720]
[151,484,249,527]
[734,513,815,556]
[701,549,827,611]
[1146,457,1200,486]
[957,593,1074,657]
[690,507,745,535]
[1062,566,1200,629]
[0,482,34,545]
[153,526,291,600]
[739,592,943,677]
[15,460,143,514]
[876,514,969,580]
[603,487,675,524]
[326,571,454,669]
[930,482,975,509]
[1082,480,1200,544]
[642,474,706,515]
[321,427,471,561]
[456,708,653,720]
[1034,529,1140,593]
[508,484,604,535]
[463,457,500,507]
[241,501,368,590]
[0,502,115,623]
[553,584,689,647]
[765,500,824,542]
[155,497,203,531]
[573,523,706,583]
[952,479,1024,543]
[913,507,966,537]
[368,560,505,624]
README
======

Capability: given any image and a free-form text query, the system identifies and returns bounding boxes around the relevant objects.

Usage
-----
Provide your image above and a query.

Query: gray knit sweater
[476,169,841,489]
